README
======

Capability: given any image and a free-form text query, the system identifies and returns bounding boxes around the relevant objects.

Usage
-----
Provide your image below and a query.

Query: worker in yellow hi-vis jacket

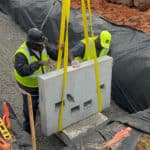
[69,30,112,66]
[13,28,60,133]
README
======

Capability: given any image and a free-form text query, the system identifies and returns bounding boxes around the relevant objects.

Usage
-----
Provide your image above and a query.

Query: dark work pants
[22,94,39,133]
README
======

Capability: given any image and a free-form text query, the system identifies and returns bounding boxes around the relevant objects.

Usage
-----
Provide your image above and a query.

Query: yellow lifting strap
[57,0,67,69]
[57,0,70,132]
[81,0,91,60]
[82,0,103,112]
[93,43,103,112]
[86,0,94,36]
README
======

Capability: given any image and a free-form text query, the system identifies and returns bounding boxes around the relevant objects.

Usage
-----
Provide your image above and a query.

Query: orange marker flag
[3,102,11,129]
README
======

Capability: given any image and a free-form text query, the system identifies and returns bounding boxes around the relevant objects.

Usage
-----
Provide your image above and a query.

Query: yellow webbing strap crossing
[57,0,70,132]
[0,117,11,141]
[82,0,103,112]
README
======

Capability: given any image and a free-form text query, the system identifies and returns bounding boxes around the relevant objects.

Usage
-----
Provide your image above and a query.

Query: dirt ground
[136,134,150,150]
[71,0,150,34]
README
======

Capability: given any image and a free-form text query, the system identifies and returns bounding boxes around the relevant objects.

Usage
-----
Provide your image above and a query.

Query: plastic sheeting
[0,0,62,48]
[111,29,150,113]
[1,0,150,113]
[63,108,150,150]
[112,108,150,134]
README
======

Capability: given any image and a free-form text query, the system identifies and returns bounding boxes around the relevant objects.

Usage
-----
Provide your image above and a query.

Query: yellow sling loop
[57,0,70,132]
[82,0,103,112]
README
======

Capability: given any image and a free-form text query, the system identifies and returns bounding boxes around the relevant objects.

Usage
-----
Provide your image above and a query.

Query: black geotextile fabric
[63,108,150,150]
[113,107,150,134]
[1,0,150,113]
[0,100,32,150]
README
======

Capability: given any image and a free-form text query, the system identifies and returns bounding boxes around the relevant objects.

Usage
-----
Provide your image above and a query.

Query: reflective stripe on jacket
[14,42,50,88]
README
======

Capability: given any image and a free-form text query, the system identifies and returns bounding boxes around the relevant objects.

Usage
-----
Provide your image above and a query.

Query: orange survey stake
[99,127,132,150]
[3,102,11,129]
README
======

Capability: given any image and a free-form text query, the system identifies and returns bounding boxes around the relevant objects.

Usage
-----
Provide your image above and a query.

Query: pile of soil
[71,0,150,34]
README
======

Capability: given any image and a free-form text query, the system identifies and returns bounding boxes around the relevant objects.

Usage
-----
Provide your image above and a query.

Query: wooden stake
[27,93,37,150]
[18,88,37,150]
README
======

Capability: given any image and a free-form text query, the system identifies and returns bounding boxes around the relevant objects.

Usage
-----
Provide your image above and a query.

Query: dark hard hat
[27,28,46,44]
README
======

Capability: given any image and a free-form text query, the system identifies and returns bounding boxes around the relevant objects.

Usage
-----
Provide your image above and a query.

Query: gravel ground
[0,11,128,150]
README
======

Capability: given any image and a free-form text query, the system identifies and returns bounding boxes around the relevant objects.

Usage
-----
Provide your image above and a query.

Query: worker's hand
[38,61,49,66]
[39,60,56,69]
[71,60,80,68]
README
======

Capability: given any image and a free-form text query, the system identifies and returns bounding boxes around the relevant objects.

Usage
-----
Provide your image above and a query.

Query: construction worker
[13,28,60,133]
[69,30,112,66]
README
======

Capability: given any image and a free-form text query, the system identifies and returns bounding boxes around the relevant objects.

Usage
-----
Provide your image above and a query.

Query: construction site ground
[0,0,150,149]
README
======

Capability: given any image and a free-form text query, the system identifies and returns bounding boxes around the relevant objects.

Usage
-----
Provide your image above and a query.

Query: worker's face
[95,37,101,49]
[31,43,44,52]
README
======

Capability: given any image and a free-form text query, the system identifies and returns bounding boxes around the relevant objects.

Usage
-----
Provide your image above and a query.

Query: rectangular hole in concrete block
[55,101,64,110]
[71,105,80,113]
[100,83,105,89]
[84,99,92,108]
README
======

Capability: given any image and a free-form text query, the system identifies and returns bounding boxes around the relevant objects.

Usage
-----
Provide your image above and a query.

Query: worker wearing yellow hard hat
[100,30,112,49]
[69,30,112,66]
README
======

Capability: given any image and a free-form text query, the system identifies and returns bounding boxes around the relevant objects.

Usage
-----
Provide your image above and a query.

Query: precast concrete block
[39,56,113,136]
[57,112,108,145]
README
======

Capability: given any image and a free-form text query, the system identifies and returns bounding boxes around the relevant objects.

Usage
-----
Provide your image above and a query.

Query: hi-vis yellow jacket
[14,42,50,88]
[81,36,110,61]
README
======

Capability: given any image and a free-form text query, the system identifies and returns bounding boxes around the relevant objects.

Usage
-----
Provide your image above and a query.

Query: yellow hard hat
[100,30,112,49]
